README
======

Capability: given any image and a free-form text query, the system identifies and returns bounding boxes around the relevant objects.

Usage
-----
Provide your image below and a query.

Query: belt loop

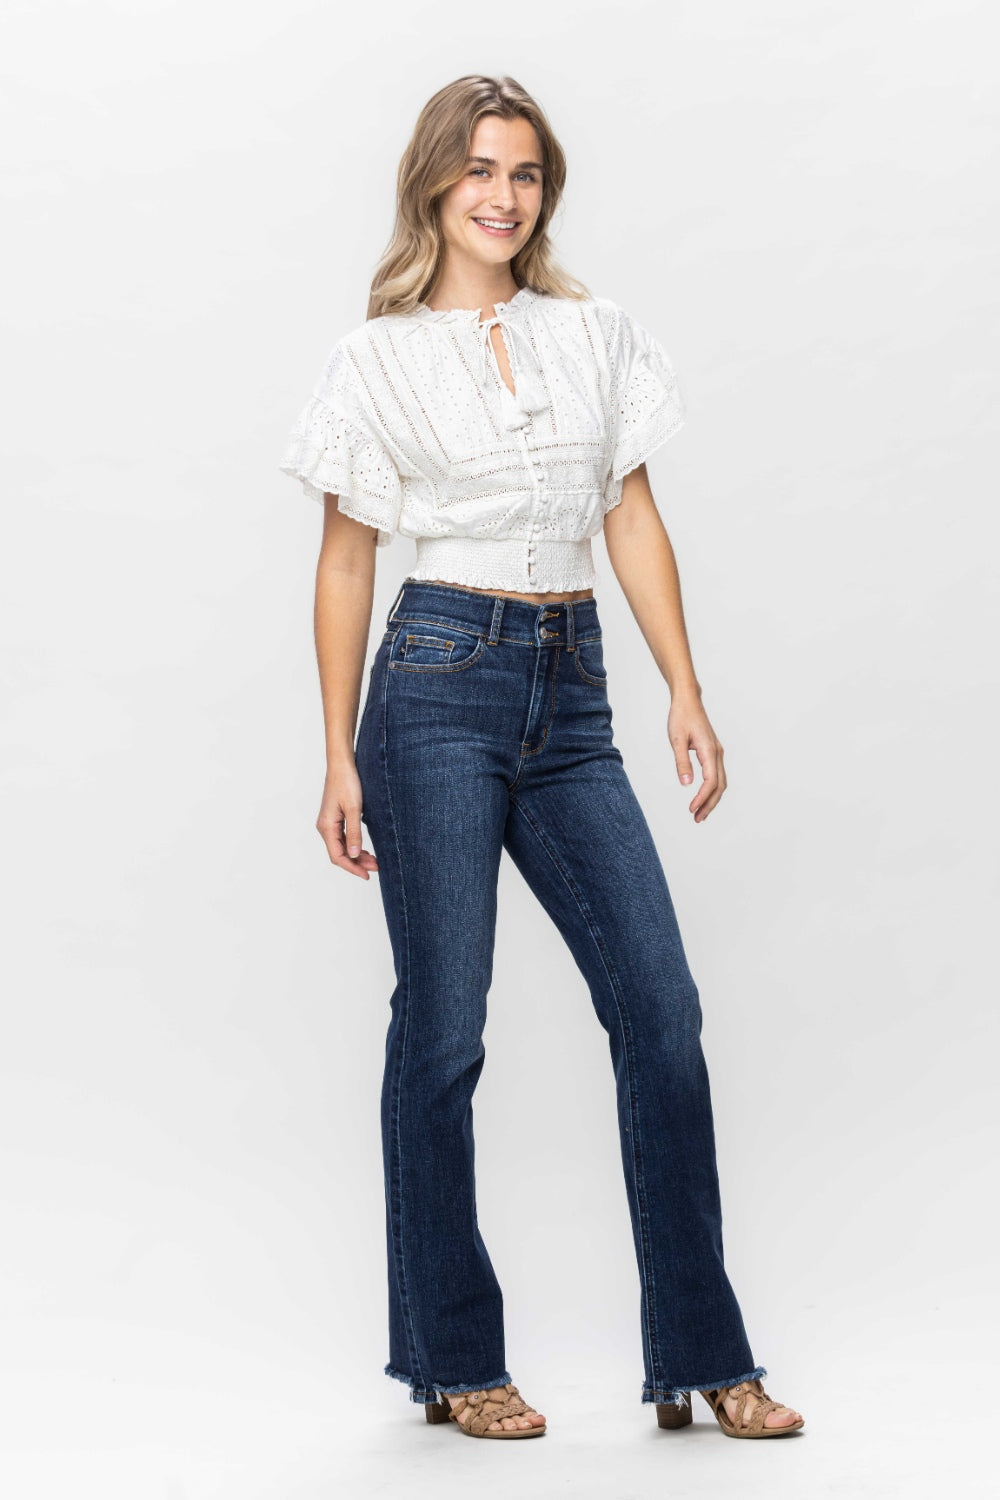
[565,600,576,652]
[388,584,405,621]
[488,596,504,645]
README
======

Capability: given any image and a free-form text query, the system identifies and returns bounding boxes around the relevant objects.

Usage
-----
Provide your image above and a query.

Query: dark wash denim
[354,580,766,1408]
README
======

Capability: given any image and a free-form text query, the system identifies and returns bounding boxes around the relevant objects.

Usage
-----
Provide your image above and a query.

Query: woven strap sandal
[424,1382,546,1438]
[700,1377,804,1438]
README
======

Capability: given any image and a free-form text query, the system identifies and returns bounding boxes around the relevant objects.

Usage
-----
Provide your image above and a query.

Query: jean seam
[510,647,560,792]
[380,700,426,1393]
[507,793,663,1387]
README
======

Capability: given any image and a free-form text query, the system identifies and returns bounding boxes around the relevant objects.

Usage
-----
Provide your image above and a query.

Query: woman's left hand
[668,692,727,823]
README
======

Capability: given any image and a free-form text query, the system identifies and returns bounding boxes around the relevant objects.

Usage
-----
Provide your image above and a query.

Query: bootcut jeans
[353,579,766,1409]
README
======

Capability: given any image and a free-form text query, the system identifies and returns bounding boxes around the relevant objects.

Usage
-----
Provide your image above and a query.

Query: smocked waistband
[407,535,596,595]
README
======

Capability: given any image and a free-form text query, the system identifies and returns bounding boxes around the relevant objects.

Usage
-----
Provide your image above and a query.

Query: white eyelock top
[278,286,686,593]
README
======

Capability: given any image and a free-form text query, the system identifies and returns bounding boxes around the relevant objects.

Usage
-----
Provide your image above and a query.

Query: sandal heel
[655,1399,693,1430]
[425,1395,451,1424]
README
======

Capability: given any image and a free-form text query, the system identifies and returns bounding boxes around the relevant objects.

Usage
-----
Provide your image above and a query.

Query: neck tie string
[477,315,547,428]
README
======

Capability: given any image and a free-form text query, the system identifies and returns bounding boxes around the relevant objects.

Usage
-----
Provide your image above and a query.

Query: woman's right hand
[316,760,379,879]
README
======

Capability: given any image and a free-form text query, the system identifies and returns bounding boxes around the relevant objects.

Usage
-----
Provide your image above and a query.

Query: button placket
[513,425,547,588]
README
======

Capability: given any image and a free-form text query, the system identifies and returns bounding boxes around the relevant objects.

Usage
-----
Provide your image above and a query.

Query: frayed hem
[384,1362,514,1405]
[642,1365,768,1407]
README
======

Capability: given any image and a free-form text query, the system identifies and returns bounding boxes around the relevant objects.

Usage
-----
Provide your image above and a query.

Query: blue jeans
[354,580,766,1408]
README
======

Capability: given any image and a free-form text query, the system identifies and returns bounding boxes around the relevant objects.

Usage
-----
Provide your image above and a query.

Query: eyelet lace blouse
[278,286,685,593]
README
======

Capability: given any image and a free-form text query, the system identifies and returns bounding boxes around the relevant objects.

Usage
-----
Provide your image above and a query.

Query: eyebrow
[467,155,544,171]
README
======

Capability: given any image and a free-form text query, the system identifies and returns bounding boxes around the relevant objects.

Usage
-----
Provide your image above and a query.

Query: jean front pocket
[573,635,608,686]
[402,632,456,666]
[387,620,486,674]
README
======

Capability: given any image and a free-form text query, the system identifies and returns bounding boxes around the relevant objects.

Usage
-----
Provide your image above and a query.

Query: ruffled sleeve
[601,302,686,511]
[278,339,403,547]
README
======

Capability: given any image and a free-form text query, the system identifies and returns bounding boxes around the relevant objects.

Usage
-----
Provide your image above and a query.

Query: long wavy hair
[367,75,591,320]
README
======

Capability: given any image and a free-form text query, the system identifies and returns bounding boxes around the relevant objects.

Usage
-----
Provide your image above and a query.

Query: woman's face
[437,114,545,277]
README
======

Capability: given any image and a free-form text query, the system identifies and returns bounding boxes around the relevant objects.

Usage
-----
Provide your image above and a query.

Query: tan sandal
[698,1377,804,1437]
[425,1382,547,1438]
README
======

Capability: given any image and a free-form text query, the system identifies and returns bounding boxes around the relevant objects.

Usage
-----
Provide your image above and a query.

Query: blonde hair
[367,75,591,320]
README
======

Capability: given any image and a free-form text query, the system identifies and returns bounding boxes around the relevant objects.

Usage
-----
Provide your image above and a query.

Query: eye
[468,167,539,183]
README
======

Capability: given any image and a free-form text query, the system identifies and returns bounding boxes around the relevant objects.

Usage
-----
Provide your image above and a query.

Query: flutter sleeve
[278,338,402,547]
[602,302,687,512]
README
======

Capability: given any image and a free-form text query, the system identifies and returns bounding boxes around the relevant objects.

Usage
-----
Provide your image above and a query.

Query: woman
[279,74,805,1442]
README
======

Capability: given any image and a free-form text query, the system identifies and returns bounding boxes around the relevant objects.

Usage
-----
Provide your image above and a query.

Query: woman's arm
[314,496,381,877]
[603,465,728,823]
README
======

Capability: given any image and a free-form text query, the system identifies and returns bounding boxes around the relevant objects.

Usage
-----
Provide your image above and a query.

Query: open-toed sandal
[425,1382,547,1438]
[699,1377,804,1437]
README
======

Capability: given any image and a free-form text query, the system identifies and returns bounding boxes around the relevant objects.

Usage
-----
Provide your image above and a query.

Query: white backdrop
[2,1,997,1496]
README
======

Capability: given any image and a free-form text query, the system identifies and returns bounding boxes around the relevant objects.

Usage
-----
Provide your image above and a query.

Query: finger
[708,749,728,813]
[671,730,695,785]
[316,814,344,863]
[693,744,726,821]
[346,848,379,874]
[689,740,718,817]
[328,839,378,879]
[694,774,721,819]
[343,804,363,859]
[316,812,379,877]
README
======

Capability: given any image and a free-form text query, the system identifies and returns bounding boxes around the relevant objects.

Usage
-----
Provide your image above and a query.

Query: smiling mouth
[472,217,520,234]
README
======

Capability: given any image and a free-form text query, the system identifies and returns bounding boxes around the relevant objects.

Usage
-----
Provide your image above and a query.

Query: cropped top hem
[407,536,596,593]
